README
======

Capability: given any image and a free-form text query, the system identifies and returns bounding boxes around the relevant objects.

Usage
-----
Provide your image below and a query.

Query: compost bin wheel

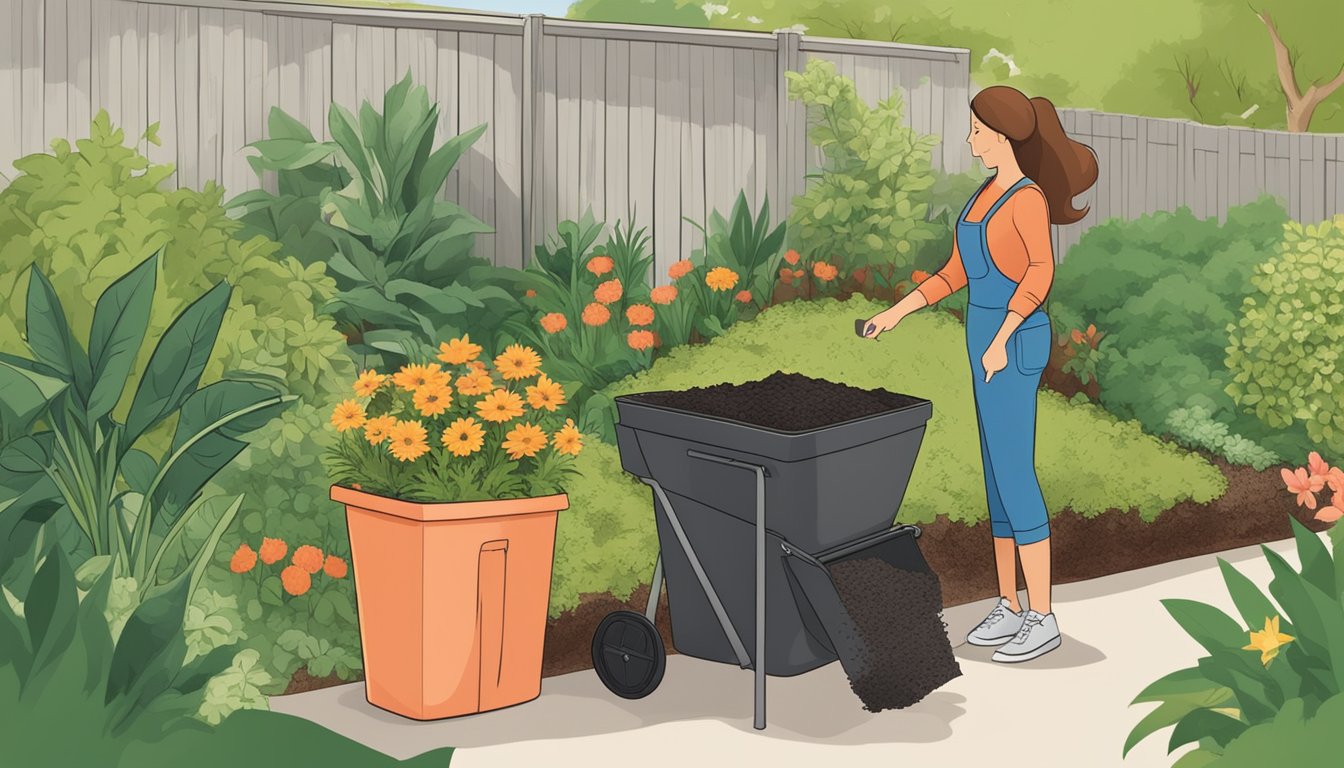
[592,610,665,699]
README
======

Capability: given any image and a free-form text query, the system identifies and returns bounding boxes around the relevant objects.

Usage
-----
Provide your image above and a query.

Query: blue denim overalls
[958,175,1052,545]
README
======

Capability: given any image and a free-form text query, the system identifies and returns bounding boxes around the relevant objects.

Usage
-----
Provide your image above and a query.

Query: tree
[1254,8,1344,132]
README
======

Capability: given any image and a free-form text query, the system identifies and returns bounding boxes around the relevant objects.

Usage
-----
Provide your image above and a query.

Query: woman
[862,85,1098,663]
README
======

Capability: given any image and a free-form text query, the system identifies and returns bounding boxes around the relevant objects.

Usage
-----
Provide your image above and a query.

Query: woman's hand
[861,306,905,339]
[981,340,1008,382]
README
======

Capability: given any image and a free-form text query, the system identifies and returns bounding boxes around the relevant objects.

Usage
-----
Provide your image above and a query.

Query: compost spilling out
[827,558,962,712]
[627,371,923,432]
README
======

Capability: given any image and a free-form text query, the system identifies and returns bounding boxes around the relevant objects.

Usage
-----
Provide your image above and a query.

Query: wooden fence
[0,0,971,280]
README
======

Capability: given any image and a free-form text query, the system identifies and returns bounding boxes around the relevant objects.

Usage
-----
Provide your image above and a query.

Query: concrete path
[272,534,1320,768]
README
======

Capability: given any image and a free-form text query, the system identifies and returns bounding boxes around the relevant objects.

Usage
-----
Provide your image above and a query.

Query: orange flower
[911,269,930,282]
[812,262,838,282]
[793,269,804,280]
[330,400,366,432]
[363,414,397,445]
[455,369,494,396]
[442,417,486,456]
[553,418,583,456]
[502,422,548,460]
[353,370,387,397]
[1071,329,1085,344]
[437,335,483,365]
[594,279,624,305]
[668,260,694,280]
[1308,451,1332,481]
[292,545,325,574]
[477,389,526,423]
[705,267,739,292]
[582,302,611,326]
[323,556,349,579]
[259,537,288,565]
[1282,467,1325,509]
[587,255,615,275]
[280,565,311,596]
[525,289,537,298]
[526,375,567,412]
[735,290,752,304]
[650,285,678,305]
[413,384,453,417]
[626,304,655,326]
[494,344,542,380]
[1327,466,1344,493]
[783,249,800,266]
[541,312,568,334]
[387,419,430,462]
[393,363,448,393]
[230,544,257,574]
[628,330,656,351]
[779,267,795,284]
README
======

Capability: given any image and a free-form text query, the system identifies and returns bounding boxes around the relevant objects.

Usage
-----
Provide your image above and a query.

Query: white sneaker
[966,597,1025,647]
[992,610,1061,663]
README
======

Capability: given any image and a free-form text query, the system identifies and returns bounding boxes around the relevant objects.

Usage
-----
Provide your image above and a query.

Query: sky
[417,0,575,15]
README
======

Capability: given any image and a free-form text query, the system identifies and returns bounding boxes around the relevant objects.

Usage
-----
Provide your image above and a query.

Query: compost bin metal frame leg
[644,555,663,622]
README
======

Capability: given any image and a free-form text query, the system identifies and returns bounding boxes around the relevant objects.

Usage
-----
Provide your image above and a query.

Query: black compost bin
[593,382,943,729]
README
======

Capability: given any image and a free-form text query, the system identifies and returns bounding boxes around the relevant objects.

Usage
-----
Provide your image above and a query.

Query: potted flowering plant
[326,335,582,720]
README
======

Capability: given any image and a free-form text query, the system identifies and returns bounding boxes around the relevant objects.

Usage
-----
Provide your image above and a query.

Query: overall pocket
[1013,322,1051,375]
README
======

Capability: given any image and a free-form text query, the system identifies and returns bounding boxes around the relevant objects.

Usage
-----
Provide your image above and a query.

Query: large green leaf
[1263,546,1328,659]
[86,252,158,422]
[245,138,337,171]
[1124,699,1211,757]
[105,571,191,708]
[24,265,92,402]
[1162,598,1248,655]
[23,544,79,690]
[1169,708,1248,751]
[413,122,487,205]
[1218,558,1287,634]
[122,281,232,452]
[0,359,68,443]
[1132,667,1229,704]
[75,555,117,695]
[1289,517,1334,597]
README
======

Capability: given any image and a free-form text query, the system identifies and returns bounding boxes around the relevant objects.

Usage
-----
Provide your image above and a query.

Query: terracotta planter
[331,484,568,720]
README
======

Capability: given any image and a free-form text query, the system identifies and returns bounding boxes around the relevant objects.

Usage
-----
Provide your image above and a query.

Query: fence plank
[603,38,630,233]
[578,35,604,228]
[554,34,580,227]
[147,4,176,177]
[753,49,774,213]
[44,0,67,150]
[494,33,523,268]
[679,43,705,259]
[537,30,555,244]
[653,41,682,275]
[627,39,656,281]
[435,29,460,203]
[459,31,495,254]
[19,0,44,157]
[220,10,246,195]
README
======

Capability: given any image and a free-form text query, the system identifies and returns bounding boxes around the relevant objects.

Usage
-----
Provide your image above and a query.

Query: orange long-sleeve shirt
[914,182,1054,319]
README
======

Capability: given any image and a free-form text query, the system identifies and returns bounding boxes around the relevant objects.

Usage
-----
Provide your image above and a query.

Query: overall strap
[981,176,1035,224]
[958,176,996,223]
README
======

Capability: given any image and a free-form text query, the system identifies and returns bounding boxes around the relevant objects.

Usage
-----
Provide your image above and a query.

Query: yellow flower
[330,400,366,432]
[494,344,542,381]
[705,266,739,292]
[413,383,453,417]
[441,417,486,457]
[553,419,583,456]
[363,414,397,445]
[476,389,526,423]
[456,370,494,396]
[392,363,448,393]
[386,419,430,462]
[437,335,483,365]
[1243,615,1295,667]
[353,370,387,397]
[525,375,567,412]
[502,423,548,460]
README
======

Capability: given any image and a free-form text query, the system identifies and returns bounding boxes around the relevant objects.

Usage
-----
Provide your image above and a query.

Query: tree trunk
[1257,11,1344,133]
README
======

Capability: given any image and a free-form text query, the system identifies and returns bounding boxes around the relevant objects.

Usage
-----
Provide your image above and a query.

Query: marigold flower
[495,344,542,380]
[330,400,366,432]
[230,544,257,574]
[594,279,624,305]
[259,537,288,565]
[668,260,694,280]
[502,422,548,460]
[735,290,752,304]
[812,262,838,282]
[541,312,568,334]
[627,330,656,351]
[783,249,800,266]
[793,269,804,280]
[280,565,311,597]
[779,267,795,284]
[386,419,430,462]
[582,302,611,326]
[705,267,739,292]
[363,414,397,445]
[526,375,567,412]
[455,370,494,396]
[413,384,453,417]
[292,545,325,574]
[911,269,930,282]
[437,335,483,365]
[393,363,448,393]
[650,285,678,305]
[323,556,349,579]
[442,417,486,456]
[553,419,584,456]
[477,389,526,423]
[587,255,615,275]
[353,370,387,397]
[626,304,655,326]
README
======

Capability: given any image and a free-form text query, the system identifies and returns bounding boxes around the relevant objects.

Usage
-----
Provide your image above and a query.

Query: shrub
[1226,216,1344,456]
[1166,406,1282,470]
[1200,694,1344,766]
[685,191,787,318]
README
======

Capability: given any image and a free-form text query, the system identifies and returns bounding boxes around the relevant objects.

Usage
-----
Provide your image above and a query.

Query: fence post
[775,30,804,226]
[522,13,544,268]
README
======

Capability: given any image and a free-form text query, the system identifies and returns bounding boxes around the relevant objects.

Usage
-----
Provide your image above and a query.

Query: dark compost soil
[626,371,924,432]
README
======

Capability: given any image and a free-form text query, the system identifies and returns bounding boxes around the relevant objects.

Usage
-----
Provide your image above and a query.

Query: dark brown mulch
[282,665,347,695]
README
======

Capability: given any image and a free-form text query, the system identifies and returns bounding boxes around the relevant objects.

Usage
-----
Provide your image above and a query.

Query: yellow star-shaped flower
[1242,615,1294,667]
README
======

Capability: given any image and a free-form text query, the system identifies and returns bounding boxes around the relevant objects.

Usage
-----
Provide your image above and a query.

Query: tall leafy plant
[229,71,526,367]
[0,253,294,603]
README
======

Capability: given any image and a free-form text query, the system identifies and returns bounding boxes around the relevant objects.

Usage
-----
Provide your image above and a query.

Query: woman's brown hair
[970,85,1099,225]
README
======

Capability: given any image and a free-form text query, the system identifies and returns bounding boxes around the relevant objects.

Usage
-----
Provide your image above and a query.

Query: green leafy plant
[1123,512,1344,763]
[1225,215,1344,456]
[686,191,787,313]
[0,254,294,604]
[1166,406,1282,470]
[1061,323,1107,388]
[230,70,526,367]
[785,58,944,292]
